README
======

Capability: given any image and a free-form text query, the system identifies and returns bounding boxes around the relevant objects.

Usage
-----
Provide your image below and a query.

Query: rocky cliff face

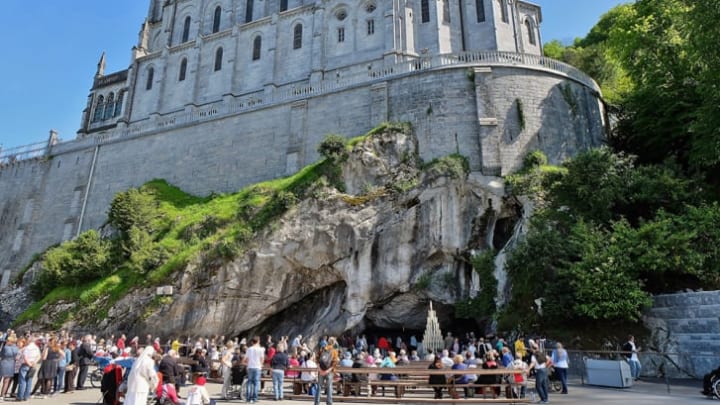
[15,129,523,339]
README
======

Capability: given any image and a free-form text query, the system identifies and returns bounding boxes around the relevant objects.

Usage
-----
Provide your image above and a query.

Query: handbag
[66,364,77,372]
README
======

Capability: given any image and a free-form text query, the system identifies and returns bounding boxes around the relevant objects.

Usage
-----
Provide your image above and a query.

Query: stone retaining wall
[644,291,720,378]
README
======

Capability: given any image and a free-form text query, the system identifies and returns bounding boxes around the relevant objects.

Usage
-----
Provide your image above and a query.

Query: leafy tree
[685,0,720,168]
[548,148,634,225]
[108,188,163,238]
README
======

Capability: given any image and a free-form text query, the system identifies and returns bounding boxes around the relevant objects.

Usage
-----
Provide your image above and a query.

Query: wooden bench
[329,366,531,403]
[207,364,532,403]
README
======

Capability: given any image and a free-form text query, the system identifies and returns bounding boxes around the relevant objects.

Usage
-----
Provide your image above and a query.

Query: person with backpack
[314,337,339,405]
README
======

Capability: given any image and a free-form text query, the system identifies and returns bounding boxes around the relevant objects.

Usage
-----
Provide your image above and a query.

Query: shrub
[317,134,348,163]
[522,150,548,170]
[32,230,112,297]
[422,154,470,180]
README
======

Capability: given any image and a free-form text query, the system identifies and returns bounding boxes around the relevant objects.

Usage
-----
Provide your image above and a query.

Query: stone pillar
[310,5,326,83]
[474,67,501,175]
[370,82,388,124]
[287,100,307,174]
[0,270,10,289]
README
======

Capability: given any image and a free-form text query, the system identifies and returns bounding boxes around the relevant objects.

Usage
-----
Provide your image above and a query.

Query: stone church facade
[0,0,605,286]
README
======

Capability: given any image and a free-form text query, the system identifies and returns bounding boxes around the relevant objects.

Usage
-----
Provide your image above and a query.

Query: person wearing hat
[339,352,353,368]
[186,375,212,405]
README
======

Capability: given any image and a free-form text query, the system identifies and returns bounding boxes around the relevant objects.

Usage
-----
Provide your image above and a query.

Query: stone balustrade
[6,51,599,163]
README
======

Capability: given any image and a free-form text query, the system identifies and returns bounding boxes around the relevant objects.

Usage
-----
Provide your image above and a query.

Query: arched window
[526,20,536,45]
[179,58,188,81]
[421,0,430,23]
[214,47,224,71]
[114,92,124,117]
[498,0,508,23]
[293,24,303,49]
[104,93,115,120]
[476,0,486,22]
[182,16,191,42]
[280,0,288,12]
[252,36,262,60]
[245,0,254,23]
[367,19,375,35]
[93,95,105,122]
[213,6,222,33]
[146,67,155,90]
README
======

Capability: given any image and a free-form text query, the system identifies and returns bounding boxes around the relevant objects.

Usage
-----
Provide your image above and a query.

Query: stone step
[646,304,720,319]
[661,318,720,334]
[652,292,720,308]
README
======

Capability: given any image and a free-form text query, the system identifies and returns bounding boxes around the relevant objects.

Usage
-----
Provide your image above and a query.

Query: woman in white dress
[125,346,158,405]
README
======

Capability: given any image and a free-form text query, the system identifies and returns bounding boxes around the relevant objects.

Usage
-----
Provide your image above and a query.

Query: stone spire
[139,20,150,51]
[96,52,107,78]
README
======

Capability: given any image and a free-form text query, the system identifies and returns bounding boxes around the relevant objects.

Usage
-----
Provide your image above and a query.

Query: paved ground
[5,377,712,405]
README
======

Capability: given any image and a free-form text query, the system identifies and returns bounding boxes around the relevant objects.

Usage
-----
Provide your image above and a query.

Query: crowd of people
[0,329,573,405]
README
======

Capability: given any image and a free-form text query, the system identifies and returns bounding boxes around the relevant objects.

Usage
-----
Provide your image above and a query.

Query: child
[185,375,213,405]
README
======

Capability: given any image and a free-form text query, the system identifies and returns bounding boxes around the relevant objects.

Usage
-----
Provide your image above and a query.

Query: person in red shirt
[116,334,126,352]
[377,337,390,356]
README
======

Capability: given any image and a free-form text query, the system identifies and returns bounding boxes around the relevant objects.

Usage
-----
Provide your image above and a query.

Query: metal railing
[0,140,50,165]
[559,349,716,394]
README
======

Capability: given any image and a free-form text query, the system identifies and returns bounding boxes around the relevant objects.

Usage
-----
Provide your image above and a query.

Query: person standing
[270,342,289,401]
[530,344,549,404]
[314,337,338,405]
[622,335,641,380]
[551,342,569,394]
[76,335,94,390]
[158,350,180,392]
[245,337,265,403]
[220,342,234,400]
[38,338,60,396]
[0,335,18,400]
[125,346,158,405]
[514,335,526,359]
[63,340,79,393]
[116,334,126,353]
[17,337,41,401]
[55,340,68,394]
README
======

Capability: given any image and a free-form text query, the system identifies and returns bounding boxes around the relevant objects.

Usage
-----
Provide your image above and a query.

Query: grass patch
[17,122,414,327]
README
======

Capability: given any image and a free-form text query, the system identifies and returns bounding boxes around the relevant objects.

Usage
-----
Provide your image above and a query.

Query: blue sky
[0,1,629,150]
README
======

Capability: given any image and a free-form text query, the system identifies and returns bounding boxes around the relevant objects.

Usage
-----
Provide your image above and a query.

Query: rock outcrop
[15,128,523,340]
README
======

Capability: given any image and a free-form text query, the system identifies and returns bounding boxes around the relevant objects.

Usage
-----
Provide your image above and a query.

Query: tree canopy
[545,0,720,180]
